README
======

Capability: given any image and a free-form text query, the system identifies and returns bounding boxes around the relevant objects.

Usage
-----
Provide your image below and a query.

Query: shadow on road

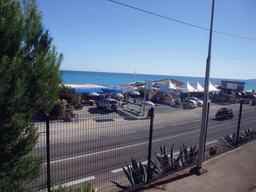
[115,110,130,117]
[123,117,138,121]
[95,118,115,122]
[87,107,109,114]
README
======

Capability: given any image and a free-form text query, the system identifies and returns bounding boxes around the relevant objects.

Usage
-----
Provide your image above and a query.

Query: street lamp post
[192,0,215,174]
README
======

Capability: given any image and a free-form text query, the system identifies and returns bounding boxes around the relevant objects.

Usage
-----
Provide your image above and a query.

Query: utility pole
[192,0,215,174]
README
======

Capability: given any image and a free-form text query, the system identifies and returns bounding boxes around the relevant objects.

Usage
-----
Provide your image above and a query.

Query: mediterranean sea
[61,70,256,91]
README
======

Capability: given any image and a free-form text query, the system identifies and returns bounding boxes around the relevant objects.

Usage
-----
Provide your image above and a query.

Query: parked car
[243,94,256,99]
[75,103,83,110]
[215,108,234,120]
[97,98,118,112]
[182,99,197,109]
[190,97,203,107]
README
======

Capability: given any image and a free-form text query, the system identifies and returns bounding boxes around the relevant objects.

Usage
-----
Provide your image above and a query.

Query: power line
[108,0,256,41]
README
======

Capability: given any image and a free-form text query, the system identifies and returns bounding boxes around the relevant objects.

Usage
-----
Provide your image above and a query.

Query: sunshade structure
[130,90,140,96]
[75,87,122,94]
[101,88,122,94]
[143,101,155,106]
[75,88,104,94]
[178,81,197,92]
[88,92,100,97]
[114,93,124,98]
[192,81,204,92]
[208,82,220,92]
[157,80,176,94]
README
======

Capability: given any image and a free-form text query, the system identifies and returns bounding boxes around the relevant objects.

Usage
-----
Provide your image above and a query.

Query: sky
[36,0,255,80]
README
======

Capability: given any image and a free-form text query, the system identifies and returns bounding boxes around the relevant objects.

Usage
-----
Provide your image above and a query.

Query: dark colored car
[215,108,234,120]
[243,94,256,99]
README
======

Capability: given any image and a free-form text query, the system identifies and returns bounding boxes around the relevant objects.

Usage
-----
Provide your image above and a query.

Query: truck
[97,98,118,111]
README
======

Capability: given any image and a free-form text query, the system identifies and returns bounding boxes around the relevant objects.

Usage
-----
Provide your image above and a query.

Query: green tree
[0,0,63,190]
[60,85,80,107]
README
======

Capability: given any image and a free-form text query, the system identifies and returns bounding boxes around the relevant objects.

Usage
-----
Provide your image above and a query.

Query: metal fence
[28,100,256,191]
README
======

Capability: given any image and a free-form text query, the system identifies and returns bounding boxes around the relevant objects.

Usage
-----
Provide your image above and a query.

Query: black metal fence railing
[27,101,256,191]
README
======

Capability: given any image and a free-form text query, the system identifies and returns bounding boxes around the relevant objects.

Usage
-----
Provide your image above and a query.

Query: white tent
[157,80,176,94]
[178,81,197,92]
[208,82,220,92]
[192,81,204,92]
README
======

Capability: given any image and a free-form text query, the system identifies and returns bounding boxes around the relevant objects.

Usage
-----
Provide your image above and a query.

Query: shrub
[60,85,80,107]
[50,99,67,117]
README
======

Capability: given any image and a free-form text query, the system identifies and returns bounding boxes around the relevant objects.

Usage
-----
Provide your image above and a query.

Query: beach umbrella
[115,93,124,98]
[143,101,155,106]
[130,90,140,96]
[88,92,100,97]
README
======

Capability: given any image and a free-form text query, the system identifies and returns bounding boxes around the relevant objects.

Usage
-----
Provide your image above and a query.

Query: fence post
[236,98,243,147]
[46,114,51,192]
[147,107,154,183]
[203,102,211,161]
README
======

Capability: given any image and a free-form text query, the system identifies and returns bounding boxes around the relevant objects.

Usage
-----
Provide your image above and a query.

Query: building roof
[153,78,184,87]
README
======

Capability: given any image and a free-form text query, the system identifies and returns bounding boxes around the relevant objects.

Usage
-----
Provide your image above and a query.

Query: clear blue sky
[37,0,255,80]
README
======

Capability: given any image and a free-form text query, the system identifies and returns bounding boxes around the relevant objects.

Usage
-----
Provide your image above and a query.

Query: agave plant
[120,159,143,186]
[170,144,183,170]
[180,144,198,166]
[223,133,237,146]
[154,144,198,173]
[244,128,255,137]
[154,144,183,173]
[223,128,256,147]
[154,145,169,170]
[111,158,159,189]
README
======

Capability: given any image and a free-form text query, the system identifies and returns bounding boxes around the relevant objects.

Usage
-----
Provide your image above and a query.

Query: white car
[190,97,203,107]
[97,98,118,111]
[182,99,197,109]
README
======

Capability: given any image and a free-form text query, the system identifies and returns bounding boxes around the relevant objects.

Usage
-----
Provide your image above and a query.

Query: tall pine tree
[0,0,63,190]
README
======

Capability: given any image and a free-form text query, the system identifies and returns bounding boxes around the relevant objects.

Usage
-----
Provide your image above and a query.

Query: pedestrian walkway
[140,140,256,192]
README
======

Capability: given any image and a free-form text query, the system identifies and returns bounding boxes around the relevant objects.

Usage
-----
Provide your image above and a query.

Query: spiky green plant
[111,158,159,189]
[154,144,183,173]
[180,144,198,166]
[223,128,256,147]
[154,145,169,170]
[154,144,198,173]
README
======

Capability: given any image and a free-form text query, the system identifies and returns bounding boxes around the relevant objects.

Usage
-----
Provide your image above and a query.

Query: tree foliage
[0,0,63,190]
[60,85,80,107]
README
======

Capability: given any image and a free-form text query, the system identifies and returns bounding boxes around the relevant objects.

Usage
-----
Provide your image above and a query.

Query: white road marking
[45,129,200,164]
[111,160,148,174]
[57,176,95,188]
[154,126,166,130]
[40,176,95,191]
[206,140,218,145]
[172,122,190,126]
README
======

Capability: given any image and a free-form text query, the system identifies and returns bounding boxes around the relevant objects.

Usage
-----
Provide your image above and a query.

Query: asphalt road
[29,102,256,191]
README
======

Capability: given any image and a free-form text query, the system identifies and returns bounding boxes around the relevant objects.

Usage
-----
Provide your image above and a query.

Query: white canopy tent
[208,82,220,92]
[178,81,197,99]
[178,81,197,92]
[192,81,204,92]
[157,80,176,94]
